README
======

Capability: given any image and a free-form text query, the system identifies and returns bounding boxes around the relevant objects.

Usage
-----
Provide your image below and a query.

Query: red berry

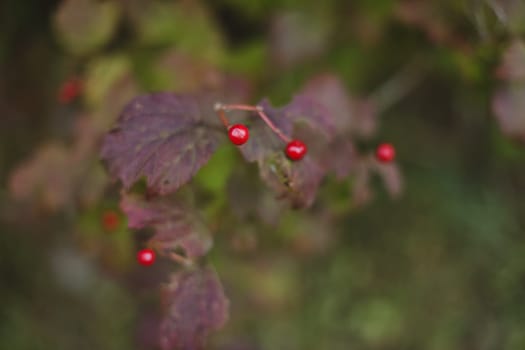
[285,140,307,161]
[228,124,249,145]
[58,78,82,104]
[376,143,395,163]
[101,210,120,232]
[137,248,156,266]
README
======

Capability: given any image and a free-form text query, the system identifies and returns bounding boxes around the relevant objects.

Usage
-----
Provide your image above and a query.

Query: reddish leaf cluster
[120,193,212,259]
[101,73,400,211]
[98,72,402,348]
[160,267,229,350]
[101,94,220,195]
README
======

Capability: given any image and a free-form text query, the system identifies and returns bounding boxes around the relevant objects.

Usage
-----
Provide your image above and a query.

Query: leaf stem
[216,108,230,128]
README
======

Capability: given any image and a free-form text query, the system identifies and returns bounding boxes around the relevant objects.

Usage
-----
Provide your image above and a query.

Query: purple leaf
[160,267,229,350]
[120,193,212,259]
[259,152,325,209]
[272,94,336,137]
[299,74,353,131]
[321,137,357,180]
[235,96,335,208]
[492,84,525,141]
[495,39,525,81]
[101,93,220,195]
[226,169,285,226]
[372,160,404,199]
[300,73,377,138]
[235,103,291,164]
[350,156,404,207]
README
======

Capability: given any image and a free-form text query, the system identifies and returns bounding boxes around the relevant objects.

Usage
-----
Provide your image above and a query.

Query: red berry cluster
[131,143,394,268]
[217,104,307,161]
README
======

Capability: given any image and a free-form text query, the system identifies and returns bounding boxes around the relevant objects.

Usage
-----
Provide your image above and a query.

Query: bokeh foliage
[2,0,525,349]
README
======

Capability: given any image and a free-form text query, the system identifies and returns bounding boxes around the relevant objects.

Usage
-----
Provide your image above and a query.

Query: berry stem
[214,103,291,143]
[219,104,261,112]
[216,108,230,128]
[255,109,291,143]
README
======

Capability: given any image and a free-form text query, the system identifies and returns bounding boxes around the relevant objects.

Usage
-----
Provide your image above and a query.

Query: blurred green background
[2,0,525,349]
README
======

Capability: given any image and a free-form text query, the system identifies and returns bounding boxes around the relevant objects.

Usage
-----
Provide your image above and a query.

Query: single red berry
[285,139,307,161]
[101,210,120,232]
[376,143,395,163]
[228,124,250,145]
[58,78,82,104]
[137,248,156,266]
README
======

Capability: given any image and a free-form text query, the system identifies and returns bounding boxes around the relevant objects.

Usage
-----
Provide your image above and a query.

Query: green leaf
[53,0,120,56]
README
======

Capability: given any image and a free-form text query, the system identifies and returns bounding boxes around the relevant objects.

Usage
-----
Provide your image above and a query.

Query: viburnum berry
[101,210,120,232]
[376,143,395,163]
[285,139,307,161]
[137,248,156,266]
[58,78,82,104]
[228,124,249,145]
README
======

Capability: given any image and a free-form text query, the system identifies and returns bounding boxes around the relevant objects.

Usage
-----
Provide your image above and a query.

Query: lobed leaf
[160,267,229,350]
[373,161,404,199]
[321,137,357,180]
[299,74,353,131]
[271,94,337,137]
[350,156,404,207]
[226,168,285,226]
[259,152,325,209]
[101,93,220,195]
[300,73,377,137]
[120,193,212,259]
